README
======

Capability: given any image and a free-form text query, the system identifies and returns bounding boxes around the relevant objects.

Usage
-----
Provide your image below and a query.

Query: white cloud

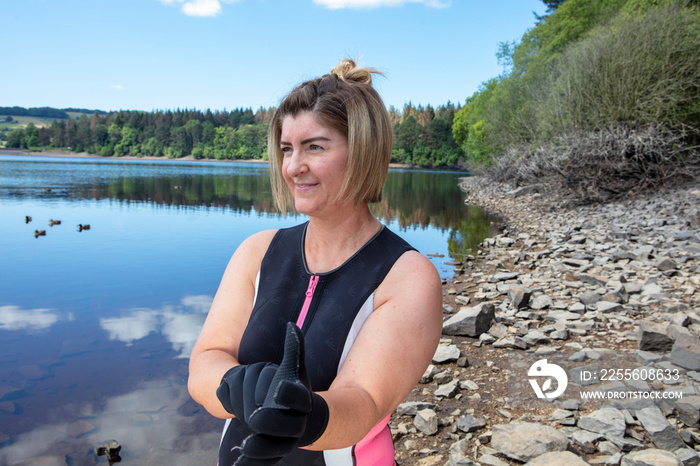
[182,0,222,17]
[0,305,59,332]
[181,294,213,313]
[0,383,220,465]
[99,295,210,357]
[158,0,240,17]
[100,309,160,344]
[313,0,449,9]
[111,84,124,91]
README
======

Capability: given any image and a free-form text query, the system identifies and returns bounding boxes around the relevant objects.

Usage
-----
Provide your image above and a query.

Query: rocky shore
[389,177,700,466]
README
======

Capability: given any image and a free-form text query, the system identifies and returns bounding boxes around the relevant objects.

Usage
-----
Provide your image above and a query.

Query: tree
[542,0,566,12]
[6,129,25,148]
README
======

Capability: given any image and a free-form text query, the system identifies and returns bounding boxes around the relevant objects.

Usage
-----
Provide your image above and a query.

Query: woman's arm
[307,250,443,450]
[187,229,277,419]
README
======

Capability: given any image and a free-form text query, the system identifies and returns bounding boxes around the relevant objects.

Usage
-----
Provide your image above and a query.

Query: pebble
[391,178,700,465]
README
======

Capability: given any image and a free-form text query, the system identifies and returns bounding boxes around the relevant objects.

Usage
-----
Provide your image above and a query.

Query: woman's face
[280,112,349,217]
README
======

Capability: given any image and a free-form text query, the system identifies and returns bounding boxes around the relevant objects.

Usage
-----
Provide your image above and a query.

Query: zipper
[295,274,319,328]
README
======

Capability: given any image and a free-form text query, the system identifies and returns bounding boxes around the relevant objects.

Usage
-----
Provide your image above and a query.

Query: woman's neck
[303,205,382,274]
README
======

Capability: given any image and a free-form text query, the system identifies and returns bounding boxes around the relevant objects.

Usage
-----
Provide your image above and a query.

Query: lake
[0,154,496,465]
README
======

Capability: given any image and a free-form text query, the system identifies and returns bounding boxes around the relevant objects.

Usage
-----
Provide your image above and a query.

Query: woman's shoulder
[375,248,442,307]
[236,229,279,260]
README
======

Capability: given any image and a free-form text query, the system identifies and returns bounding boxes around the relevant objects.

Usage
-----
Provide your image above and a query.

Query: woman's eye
[281,146,292,154]
[309,144,323,151]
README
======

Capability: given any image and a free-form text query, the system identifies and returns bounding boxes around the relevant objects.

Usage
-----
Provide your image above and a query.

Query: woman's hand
[216,361,279,427]
[235,323,329,465]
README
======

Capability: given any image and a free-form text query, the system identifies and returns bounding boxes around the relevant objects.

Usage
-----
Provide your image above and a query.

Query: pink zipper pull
[296,275,319,328]
[306,275,319,297]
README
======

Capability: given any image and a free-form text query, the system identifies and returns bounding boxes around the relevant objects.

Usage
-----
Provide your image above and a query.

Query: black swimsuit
[218,222,414,466]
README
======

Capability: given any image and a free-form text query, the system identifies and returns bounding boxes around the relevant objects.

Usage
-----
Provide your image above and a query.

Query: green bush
[537,0,700,134]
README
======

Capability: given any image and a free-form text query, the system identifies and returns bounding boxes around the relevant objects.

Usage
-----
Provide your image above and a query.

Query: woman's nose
[285,150,307,177]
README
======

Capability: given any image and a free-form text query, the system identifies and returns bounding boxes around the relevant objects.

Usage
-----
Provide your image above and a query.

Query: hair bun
[331,59,379,85]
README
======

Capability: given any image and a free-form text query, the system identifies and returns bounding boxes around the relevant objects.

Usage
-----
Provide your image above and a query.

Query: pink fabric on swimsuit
[353,415,394,465]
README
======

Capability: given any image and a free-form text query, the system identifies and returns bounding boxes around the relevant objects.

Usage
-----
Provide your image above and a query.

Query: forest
[2,104,464,168]
[453,0,700,198]
[4,0,699,177]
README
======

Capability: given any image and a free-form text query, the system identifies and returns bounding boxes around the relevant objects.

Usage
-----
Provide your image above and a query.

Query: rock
[579,274,608,287]
[569,302,587,314]
[674,395,700,427]
[549,409,576,425]
[491,422,569,462]
[415,408,438,435]
[638,321,674,352]
[578,407,627,438]
[489,323,509,339]
[670,333,700,371]
[450,453,479,466]
[642,283,664,296]
[508,285,532,309]
[492,336,528,350]
[435,379,460,398]
[524,451,590,465]
[635,405,686,451]
[397,401,438,416]
[442,303,495,337]
[460,379,479,391]
[606,434,645,452]
[432,344,461,364]
[456,415,486,433]
[477,454,509,466]
[95,439,121,462]
[598,440,622,455]
[580,291,601,306]
[674,448,700,466]
[530,295,553,310]
[445,179,700,466]
[656,258,677,272]
[433,370,453,385]
[597,301,623,313]
[545,310,582,322]
[635,350,665,365]
[591,452,625,465]
[620,448,682,466]
[490,272,519,282]
[572,428,603,453]
[455,295,471,306]
[448,438,474,466]
[421,365,438,383]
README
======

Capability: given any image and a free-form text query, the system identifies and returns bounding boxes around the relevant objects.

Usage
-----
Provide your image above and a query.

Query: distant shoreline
[0,148,415,168]
[0,148,267,163]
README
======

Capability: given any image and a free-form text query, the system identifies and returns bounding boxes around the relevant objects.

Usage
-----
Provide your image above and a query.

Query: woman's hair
[268,59,393,212]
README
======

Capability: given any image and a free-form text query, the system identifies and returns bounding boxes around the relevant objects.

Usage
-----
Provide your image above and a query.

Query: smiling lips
[295,183,318,192]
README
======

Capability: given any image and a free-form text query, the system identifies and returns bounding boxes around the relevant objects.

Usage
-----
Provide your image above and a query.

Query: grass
[0,115,59,128]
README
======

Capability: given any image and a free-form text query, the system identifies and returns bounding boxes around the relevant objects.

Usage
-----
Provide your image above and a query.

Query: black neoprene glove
[216,361,279,429]
[234,322,330,466]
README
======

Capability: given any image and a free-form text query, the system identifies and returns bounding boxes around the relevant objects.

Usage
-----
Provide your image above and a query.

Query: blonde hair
[269,59,393,213]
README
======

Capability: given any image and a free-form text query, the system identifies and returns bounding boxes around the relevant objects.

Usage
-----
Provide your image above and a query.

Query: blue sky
[3,0,546,113]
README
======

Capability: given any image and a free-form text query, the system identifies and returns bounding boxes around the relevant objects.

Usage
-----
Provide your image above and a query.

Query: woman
[188,59,443,465]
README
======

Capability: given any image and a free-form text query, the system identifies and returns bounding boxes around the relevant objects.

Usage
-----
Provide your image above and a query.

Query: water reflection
[100,295,212,358]
[0,382,220,465]
[0,154,498,464]
[0,305,61,333]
